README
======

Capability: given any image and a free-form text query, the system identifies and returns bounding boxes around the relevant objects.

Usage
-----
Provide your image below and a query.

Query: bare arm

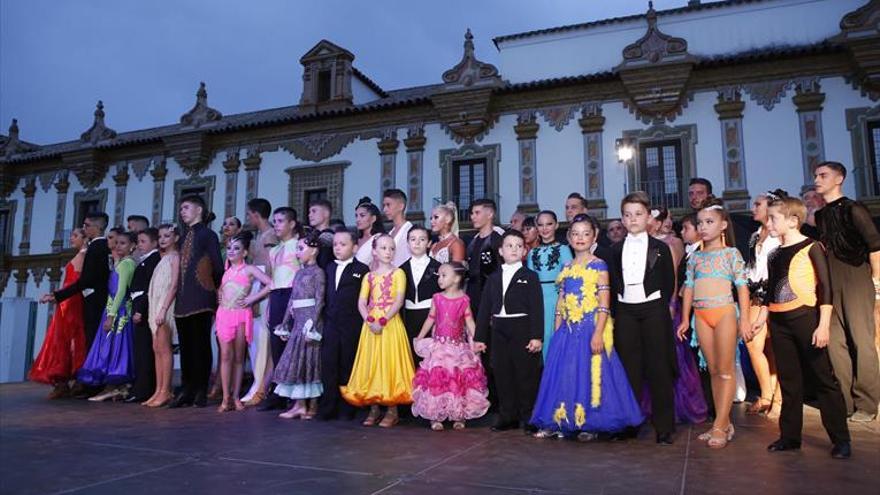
[243,265,274,306]
[415,301,436,340]
[450,239,466,263]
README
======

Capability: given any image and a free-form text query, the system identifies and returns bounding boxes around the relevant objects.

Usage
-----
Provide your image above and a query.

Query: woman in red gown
[30,229,88,398]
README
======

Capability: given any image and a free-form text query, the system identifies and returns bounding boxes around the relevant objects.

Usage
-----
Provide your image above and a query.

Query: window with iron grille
[638,139,684,208]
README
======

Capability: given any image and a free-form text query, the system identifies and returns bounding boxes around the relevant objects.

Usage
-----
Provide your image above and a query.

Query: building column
[223,149,241,220]
[715,90,750,212]
[514,111,540,214]
[578,105,607,218]
[18,177,36,255]
[51,172,70,253]
[378,131,399,196]
[243,148,261,202]
[112,162,129,227]
[150,158,167,226]
[793,79,826,190]
[404,125,427,222]
[14,268,29,298]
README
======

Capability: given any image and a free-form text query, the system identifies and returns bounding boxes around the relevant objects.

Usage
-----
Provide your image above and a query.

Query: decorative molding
[514,114,539,211]
[14,268,28,297]
[52,172,70,253]
[2,118,40,159]
[180,82,223,128]
[0,199,17,258]
[439,112,499,144]
[38,171,57,193]
[833,0,880,101]
[0,163,21,198]
[846,104,880,200]
[715,91,749,211]
[793,83,826,188]
[112,161,130,187]
[615,3,696,123]
[242,147,261,201]
[622,123,698,209]
[130,158,152,182]
[150,158,167,226]
[285,161,350,218]
[538,106,577,132]
[438,143,501,210]
[18,177,36,255]
[281,132,361,162]
[113,162,129,226]
[31,266,48,289]
[65,149,109,190]
[404,126,426,219]
[223,148,241,220]
[0,271,9,297]
[579,106,606,216]
[72,188,108,231]
[298,39,355,112]
[440,29,501,91]
[173,175,216,221]
[80,101,117,145]
[378,132,399,194]
[163,132,216,177]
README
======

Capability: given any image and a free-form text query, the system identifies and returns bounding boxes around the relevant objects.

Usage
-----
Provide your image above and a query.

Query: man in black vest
[127,228,161,403]
[318,230,371,420]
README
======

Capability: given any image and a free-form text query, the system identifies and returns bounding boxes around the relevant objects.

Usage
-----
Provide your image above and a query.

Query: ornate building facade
[1,0,879,353]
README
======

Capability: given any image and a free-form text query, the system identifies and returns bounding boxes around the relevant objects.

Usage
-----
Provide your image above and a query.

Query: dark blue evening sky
[2,0,693,145]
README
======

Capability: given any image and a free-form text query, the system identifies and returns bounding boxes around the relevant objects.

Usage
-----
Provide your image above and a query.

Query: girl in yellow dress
[341,234,415,427]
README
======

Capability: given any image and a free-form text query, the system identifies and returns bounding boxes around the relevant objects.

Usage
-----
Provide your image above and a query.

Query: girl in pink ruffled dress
[412,261,490,431]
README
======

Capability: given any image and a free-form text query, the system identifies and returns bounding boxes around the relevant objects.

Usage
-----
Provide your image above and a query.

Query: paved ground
[1,381,878,495]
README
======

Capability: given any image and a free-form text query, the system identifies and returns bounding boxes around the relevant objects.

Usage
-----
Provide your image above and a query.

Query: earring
[721,231,727,246]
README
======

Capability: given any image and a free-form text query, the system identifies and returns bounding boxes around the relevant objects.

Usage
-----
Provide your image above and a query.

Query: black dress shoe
[767,438,801,452]
[656,432,674,445]
[490,421,518,432]
[523,424,539,435]
[192,391,207,408]
[610,426,639,441]
[168,393,194,409]
[830,442,851,459]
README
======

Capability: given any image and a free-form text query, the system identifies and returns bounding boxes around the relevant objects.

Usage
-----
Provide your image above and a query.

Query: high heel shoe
[379,412,399,428]
[279,407,305,419]
[431,421,445,431]
[362,409,382,427]
[707,424,735,449]
[746,397,772,415]
[244,391,265,407]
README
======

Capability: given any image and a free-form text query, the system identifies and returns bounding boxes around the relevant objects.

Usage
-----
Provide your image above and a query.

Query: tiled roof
[492,0,773,47]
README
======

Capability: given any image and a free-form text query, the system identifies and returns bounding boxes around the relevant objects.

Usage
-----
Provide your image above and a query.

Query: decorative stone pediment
[180,82,222,128]
[2,119,40,158]
[63,148,108,189]
[432,30,501,144]
[615,3,697,122]
[441,29,501,91]
[80,101,117,145]
[834,0,880,101]
[279,129,383,162]
[162,132,215,176]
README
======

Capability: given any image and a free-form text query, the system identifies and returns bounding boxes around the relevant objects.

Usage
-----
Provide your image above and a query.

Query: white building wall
[497,0,864,83]
[351,77,382,105]
[123,168,154,227]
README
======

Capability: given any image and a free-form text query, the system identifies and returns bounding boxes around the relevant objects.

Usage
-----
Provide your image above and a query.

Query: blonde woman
[429,202,465,263]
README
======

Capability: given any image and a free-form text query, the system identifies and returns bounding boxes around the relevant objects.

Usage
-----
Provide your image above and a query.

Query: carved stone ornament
[80,101,117,145]
[441,29,501,90]
[741,80,792,111]
[162,132,215,176]
[180,82,223,128]
[833,0,880,101]
[130,158,152,181]
[63,148,108,190]
[615,3,697,123]
[38,171,58,193]
[2,118,40,158]
[280,132,368,162]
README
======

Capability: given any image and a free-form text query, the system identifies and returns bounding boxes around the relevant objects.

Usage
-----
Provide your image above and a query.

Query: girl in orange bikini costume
[677,198,750,449]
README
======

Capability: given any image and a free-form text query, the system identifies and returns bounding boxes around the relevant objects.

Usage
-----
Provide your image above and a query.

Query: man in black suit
[609,192,677,445]
[127,228,161,403]
[45,212,112,351]
[400,225,441,366]
[475,230,544,434]
[318,230,371,420]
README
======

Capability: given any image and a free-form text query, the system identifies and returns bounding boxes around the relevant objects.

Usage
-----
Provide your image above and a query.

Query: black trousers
[130,321,155,399]
[490,316,542,424]
[175,312,214,397]
[318,316,362,419]
[770,308,850,444]
[403,307,430,366]
[614,299,676,435]
[82,292,107,350]
[268,288,293,368]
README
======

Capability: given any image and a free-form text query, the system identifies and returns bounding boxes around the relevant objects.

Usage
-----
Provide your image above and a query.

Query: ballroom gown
[29,262,86,385]
[526,242,573,360]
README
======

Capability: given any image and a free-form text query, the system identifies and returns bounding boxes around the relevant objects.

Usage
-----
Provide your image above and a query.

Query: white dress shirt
[334,257,353,290]
[405,254,433,309]
[496,261,527,318]
[391,221,413,268]
[747,228,780,283]
[619,231,660,304]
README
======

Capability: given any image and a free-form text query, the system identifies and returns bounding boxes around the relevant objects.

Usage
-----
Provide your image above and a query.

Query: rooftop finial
[80,99,116,144]
[9,118,18,137]
[180,81,222,128]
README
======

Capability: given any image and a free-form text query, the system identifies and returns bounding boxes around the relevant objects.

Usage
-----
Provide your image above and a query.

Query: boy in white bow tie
[475,230,544,433]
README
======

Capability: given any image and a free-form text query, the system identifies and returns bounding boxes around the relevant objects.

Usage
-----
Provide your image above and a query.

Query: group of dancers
[30,160,880,460]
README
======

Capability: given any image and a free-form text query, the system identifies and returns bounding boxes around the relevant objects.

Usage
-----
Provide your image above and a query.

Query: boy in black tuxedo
[609,191,677,445]
[475,230,544,433]
[128,228,161,403]
[400,225,441,366]
[318,230,371,420]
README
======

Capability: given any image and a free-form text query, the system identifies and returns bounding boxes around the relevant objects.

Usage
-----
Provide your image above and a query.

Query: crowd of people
[29,160,880,460]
